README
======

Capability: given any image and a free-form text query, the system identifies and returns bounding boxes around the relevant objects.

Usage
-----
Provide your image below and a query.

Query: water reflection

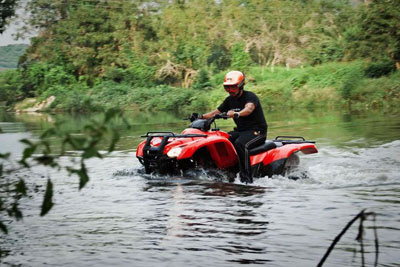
[138,180,272,264]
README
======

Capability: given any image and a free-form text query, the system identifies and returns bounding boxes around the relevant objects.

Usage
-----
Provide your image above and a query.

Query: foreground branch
[317,209,378,267]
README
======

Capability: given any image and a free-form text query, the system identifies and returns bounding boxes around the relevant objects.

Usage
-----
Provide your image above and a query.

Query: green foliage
[16,0,370,95]
[173,41,206,70]
[193,69,212,90]
[1,0,399,113]
[246,61,400,111]
[103,67,126,83]
[207,44,231,72]
[308,41,344,65]
[343,0,400,63]
[20,62,76,96]
[364,61,396,79]
[230,42,253,72]
[0,108,129,239]
[40,179,54,216]
[47,84,100,112]
[0,69,23,102]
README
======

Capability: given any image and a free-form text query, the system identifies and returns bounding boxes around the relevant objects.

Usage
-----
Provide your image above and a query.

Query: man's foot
[239,172,253,184]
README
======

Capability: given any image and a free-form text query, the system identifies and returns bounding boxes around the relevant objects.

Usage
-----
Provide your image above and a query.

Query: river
[0,108,399,267]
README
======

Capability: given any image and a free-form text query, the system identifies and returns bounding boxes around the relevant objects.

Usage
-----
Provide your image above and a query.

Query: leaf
[78,163,89,190]
[81,146,100,159]
[9,203,23,220]
[19,139,34,146]
[67,163,90,190]
[0,221,8,234]
[15,179,27,196]
[108,130,120,152]
[19,145,37,168]
[40,179,54,216]
[0,152,10,159]
[35,155,56,166]
[104,107,121,123]
[40,127,56,139]
[65,135,86,150]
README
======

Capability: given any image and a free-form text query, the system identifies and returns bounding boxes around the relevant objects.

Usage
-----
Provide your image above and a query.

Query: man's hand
[189,113,201,122]
[227,110,236,118]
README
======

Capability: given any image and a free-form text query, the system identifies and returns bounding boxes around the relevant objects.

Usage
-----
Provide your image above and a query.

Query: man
[197,70,268,183]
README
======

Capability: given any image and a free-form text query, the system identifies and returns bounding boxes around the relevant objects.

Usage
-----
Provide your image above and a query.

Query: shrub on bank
[0,69,24,103]
[2,61,399,113]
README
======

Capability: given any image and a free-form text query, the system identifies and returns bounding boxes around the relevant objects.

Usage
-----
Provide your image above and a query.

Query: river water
[0,108,399,267]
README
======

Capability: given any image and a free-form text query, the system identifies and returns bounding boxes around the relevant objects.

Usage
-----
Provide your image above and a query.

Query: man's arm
[227,103,255,118]
[201,109,221,119]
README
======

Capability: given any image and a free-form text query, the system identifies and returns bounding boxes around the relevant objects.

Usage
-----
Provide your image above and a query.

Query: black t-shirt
[217,90,267,133]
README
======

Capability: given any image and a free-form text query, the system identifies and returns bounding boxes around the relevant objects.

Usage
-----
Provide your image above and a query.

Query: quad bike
[136,114,317,183]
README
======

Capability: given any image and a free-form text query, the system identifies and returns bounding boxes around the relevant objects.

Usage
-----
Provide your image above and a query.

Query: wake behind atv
[136,114,317,182]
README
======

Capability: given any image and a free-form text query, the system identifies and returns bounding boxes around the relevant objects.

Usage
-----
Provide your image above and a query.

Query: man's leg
[228,131,240,144]
[234,131,266,183]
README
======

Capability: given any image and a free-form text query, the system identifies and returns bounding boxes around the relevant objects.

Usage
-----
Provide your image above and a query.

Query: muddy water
[1,109,399,266]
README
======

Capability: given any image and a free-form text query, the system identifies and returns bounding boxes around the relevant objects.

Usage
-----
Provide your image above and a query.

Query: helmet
[223,71,245,89]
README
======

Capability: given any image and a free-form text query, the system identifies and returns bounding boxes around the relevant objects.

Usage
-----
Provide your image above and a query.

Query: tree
[230,42,252,72]
[344,0,400,68]
[0,0,18,33]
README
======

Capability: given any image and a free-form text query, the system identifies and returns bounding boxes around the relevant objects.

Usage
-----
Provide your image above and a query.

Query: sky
[0,23,30,46]
[0,5,33,46]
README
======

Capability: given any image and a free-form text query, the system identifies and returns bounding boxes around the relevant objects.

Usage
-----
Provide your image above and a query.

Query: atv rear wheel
[282,153,300,176]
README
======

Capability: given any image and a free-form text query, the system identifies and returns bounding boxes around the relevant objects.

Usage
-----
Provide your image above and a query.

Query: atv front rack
[139,132,207,173]
[141,132,208,138]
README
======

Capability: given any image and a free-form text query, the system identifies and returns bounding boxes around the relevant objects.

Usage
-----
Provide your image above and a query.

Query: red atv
[136,114,317,182]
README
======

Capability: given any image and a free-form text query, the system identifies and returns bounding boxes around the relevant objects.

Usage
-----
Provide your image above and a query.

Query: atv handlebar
[186,109,240,121]
[214,112,229,119]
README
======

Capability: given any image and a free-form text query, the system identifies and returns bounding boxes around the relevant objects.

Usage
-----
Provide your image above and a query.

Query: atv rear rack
[273,136,316,145]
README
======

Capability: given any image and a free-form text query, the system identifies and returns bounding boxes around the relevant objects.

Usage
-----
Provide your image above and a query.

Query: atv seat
[249,140,277,155]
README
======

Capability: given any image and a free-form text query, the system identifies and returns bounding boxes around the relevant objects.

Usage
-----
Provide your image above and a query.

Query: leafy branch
[318,209,379,267]
[0,108,130,246]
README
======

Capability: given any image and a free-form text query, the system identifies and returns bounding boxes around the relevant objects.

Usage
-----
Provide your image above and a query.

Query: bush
[364,60,396,78]
[103,67,126,83]
[230,42,253,72]
[193,69,212,90]
[22,62,76,96]
[207,44,231,72]
[0,69,23,103]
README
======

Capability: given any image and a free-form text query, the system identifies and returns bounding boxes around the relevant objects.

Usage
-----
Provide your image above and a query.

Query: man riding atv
[193,70,268,183]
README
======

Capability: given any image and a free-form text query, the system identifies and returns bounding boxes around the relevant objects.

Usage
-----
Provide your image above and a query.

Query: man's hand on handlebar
[227,108,240,118]
[214,112,228,119]
[189,113,202,122]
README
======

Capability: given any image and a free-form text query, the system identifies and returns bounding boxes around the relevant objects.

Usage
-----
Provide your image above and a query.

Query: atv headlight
[167,147,183,158]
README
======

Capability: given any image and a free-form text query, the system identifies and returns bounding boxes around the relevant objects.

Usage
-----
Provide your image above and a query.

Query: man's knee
[234,138,245,148]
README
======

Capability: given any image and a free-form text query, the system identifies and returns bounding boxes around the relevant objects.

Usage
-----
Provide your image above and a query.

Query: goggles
[224,85,239,93]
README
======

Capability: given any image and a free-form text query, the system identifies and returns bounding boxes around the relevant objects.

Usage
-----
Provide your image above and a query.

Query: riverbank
[4,61,400,113]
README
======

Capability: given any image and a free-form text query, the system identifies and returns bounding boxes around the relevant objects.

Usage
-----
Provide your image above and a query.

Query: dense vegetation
[0,0,399,112]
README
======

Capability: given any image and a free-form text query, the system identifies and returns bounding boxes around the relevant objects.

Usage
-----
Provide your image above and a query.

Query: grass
[3,61,400,113]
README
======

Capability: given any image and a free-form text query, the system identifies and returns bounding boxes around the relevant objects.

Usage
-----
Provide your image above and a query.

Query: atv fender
[176,136,238,169]
[250,143,317,166]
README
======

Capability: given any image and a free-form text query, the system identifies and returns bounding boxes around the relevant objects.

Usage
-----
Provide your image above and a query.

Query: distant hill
[0,44,29,69]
